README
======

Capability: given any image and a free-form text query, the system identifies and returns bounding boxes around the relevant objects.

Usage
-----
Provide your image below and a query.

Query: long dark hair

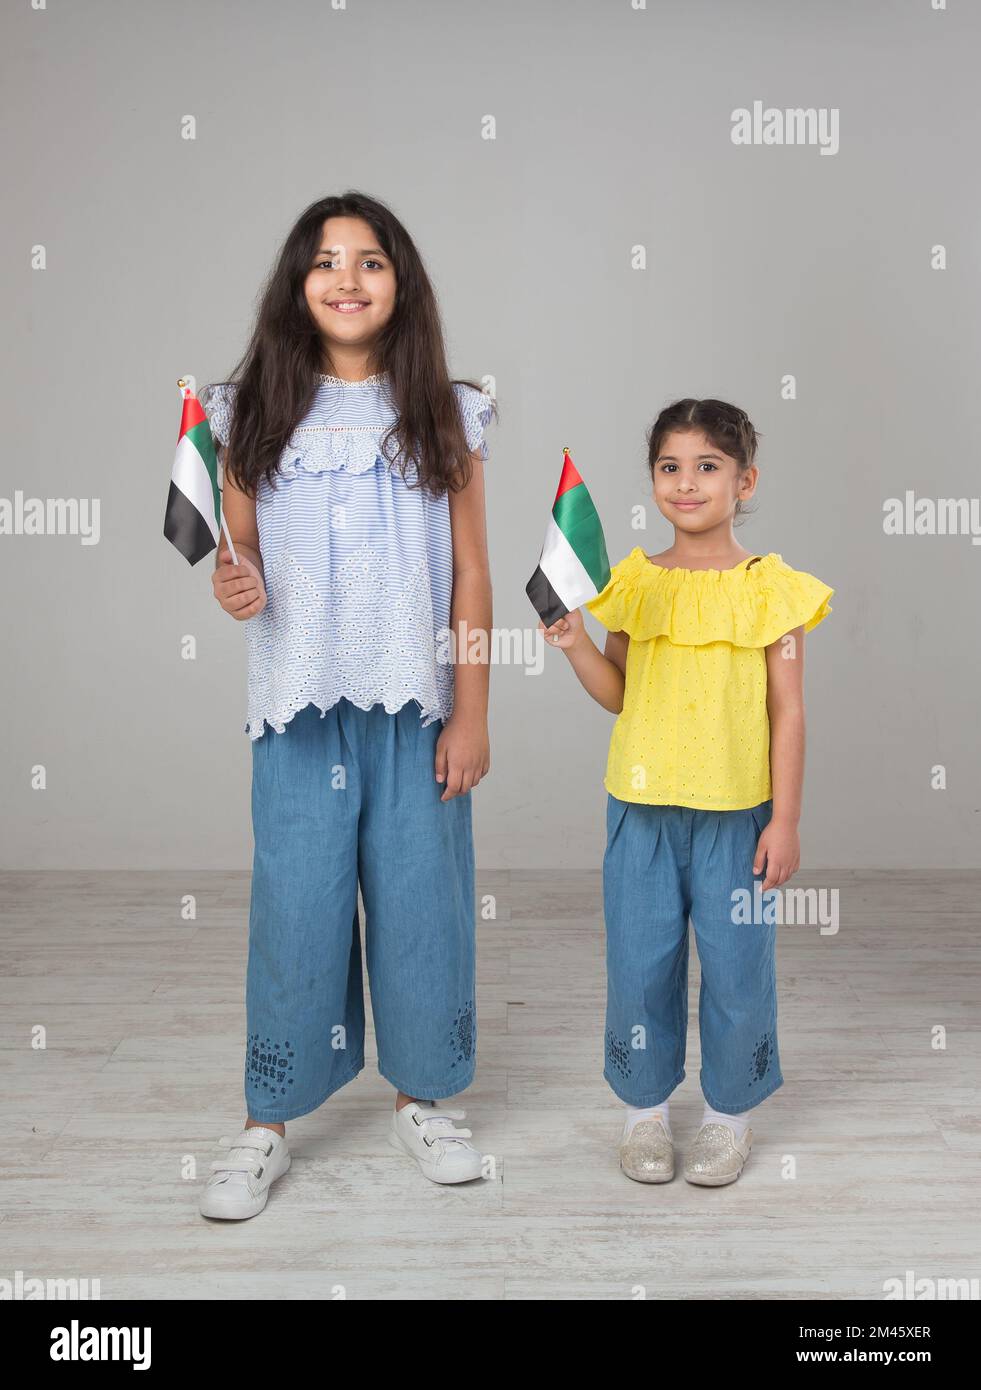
[647,398,760,520]
[202,190,496,497]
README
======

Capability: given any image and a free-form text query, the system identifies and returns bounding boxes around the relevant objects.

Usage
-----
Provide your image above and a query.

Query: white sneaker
[388,1101,484,1184]
[199,1126,291,1219]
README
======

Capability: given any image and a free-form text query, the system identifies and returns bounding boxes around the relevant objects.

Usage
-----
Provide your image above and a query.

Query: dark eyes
[660,462,718,472]
[315,258,385,271]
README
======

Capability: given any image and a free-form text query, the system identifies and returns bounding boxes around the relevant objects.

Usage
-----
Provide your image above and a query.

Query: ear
[739,463,760,498]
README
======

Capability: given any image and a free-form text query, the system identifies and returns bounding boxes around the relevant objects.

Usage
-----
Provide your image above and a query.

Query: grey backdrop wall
[4,0,979,870]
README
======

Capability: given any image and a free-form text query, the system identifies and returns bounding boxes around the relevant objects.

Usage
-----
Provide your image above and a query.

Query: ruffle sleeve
[453,382,495,460]
[583,552,645,634]
[202,381,237,448]
[585,548,833,647]
[754,558,834,644]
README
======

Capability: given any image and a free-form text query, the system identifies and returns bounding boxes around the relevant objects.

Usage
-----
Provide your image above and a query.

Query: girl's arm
[543,611,627,714]
[757,625,806,889]
[212,466,266,619]
[439,451,492,799]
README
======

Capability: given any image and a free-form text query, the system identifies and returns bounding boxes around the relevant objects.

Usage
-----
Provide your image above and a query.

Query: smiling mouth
[327,301,370,313]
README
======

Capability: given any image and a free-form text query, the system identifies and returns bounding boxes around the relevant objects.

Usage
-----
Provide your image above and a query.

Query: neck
[321,344,380,382]
[665,520,748,566]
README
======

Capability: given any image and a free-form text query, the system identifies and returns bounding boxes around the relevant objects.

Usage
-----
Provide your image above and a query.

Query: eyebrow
[658,452,726,461]
[314,247,387,257]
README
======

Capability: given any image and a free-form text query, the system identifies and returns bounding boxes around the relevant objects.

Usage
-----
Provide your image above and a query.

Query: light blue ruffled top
[205,371,494,739]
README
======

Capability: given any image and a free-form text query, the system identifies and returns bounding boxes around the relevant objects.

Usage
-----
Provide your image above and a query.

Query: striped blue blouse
[205,372,494,739]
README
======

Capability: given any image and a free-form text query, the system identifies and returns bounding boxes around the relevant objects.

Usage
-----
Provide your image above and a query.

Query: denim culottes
[244,699,477,1122]
[602,794,783,1114]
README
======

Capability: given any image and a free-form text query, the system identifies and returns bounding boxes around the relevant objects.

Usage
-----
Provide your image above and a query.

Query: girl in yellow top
[542,398,833,1187]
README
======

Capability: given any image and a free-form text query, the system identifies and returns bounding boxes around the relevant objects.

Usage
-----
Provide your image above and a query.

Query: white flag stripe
[539,514,598,608]
[172,434,220,542]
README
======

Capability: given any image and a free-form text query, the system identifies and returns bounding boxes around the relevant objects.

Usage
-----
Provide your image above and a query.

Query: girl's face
[304,215,397,359]
[652,428,757,533]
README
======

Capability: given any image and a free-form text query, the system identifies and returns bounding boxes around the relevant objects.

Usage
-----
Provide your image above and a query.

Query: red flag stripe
[553,448,584,504]
[178,390,208,443]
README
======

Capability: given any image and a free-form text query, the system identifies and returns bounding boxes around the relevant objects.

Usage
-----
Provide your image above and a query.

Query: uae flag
[526,449,610,626]
[164,379,231,566]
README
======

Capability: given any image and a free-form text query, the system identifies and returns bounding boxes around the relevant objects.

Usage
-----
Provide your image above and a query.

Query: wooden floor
[1,868,979,1301]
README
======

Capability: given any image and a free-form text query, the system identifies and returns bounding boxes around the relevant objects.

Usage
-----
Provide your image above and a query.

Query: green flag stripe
[187,418,222,523]
[552,482,610,589]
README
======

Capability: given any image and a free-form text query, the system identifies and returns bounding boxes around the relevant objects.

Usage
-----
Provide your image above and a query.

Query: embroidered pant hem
[603,1065,686,1109]
[246,1059,366,1124]
[701,1069,784,1114]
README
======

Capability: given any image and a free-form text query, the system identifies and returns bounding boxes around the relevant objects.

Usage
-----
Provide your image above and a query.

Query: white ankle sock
[702,1102,751,1139]
[623,1100,671,1138]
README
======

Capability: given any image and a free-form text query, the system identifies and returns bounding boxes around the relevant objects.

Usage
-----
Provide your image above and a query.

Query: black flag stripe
[526,565,569,628]
[163,482,218,567]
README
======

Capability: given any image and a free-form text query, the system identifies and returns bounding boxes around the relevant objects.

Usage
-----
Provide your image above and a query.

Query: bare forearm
[450,568,491,721]
[217,539,263,578]
[769,705,804,825]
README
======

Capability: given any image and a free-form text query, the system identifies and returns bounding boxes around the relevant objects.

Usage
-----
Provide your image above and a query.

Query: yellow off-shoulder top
[584,548,834,810]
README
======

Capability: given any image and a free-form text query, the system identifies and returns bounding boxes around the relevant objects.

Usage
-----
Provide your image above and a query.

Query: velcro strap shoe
[388,1101,485,1184]
[199,1126,291,1219]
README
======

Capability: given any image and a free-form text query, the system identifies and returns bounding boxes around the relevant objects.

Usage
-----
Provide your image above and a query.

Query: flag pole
[219,509,239,567]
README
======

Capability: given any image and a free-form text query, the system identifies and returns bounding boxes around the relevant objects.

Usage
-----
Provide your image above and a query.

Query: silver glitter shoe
[683,1121,753,1186]
[619,1119,675,1183]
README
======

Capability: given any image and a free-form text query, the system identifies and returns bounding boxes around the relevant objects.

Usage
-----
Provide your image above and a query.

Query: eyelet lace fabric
[584,548,834,809]
[244,545,456,737]
[202,375,494,740]
[317,371,388,387]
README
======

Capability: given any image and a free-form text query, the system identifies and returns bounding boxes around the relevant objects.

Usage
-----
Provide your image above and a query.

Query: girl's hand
[212,549,266,620]
[539,608,584,650]
[435,712,490,801]
[753,819,800,892]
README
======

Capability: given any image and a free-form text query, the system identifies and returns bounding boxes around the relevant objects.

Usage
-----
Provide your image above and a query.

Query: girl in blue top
[197,191,496,1219]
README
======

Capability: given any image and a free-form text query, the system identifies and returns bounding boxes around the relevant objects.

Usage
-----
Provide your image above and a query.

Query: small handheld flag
[526,448,610,626]
[164,378,238,566]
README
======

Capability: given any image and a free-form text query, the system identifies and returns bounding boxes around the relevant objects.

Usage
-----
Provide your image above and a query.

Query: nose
[331,264,362,289]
